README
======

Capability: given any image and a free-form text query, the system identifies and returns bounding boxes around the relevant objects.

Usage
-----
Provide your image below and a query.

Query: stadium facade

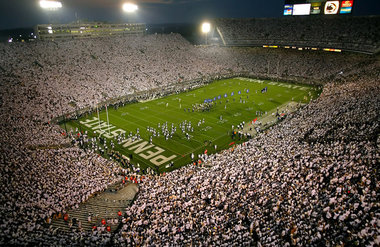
[34,22,146,40]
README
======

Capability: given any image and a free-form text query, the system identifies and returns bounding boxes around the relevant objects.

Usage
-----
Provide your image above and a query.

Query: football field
[62,78,320,172]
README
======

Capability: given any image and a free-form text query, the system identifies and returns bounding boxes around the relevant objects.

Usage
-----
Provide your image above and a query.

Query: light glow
[324,1,340,15]
[293,4,311,15]
[341,0,353,7]
[283,5,293,15]
[122,3,138,13]
[323,48,342,52]
[201,22,211,33]
[39,1,62,9]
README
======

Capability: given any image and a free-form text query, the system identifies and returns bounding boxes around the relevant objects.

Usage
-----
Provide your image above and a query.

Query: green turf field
[62,77,320,172]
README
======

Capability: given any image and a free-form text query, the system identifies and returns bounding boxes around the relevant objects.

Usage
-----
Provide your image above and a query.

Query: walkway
[51,182,138,233]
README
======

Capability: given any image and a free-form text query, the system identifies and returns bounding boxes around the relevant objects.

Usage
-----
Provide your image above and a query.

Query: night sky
[0,0,379,30]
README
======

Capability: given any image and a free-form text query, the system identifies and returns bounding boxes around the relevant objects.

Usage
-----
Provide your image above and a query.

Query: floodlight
[123,3,138,13]
[202,22,211,33]
[39,0,62,10]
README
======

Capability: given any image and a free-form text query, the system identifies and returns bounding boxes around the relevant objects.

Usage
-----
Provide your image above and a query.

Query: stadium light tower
[39,0,62,10]
[122,3,138,13]
[201,22,211,45]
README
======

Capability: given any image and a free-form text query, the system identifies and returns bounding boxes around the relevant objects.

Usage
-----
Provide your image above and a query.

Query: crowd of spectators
[0,32,378,245]
[112,67,379,246]
[214,16,380,53]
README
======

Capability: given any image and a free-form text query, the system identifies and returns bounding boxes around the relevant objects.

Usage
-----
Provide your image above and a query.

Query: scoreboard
[283,0,354,16]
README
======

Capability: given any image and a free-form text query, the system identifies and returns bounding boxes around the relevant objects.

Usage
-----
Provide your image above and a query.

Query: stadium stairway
[50,182,138,233]
[239,101,303,139]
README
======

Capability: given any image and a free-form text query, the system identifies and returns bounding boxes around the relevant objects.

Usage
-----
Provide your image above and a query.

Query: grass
[62,77,320,173]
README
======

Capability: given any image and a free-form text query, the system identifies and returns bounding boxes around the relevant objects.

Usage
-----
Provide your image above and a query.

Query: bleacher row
[214,16,380,53]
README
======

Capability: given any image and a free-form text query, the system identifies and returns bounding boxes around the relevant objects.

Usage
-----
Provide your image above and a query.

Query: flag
[229,142,235,146]
[204,149,208,154]
[252,117,258,123]
[261,87,268,93]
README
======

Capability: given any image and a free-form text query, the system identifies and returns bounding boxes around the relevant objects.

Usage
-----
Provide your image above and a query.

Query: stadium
[0,0,379,246]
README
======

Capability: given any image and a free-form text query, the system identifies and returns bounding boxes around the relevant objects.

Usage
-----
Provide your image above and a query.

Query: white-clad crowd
[112,74,379,246]
[1,34,365,149]
[0,33,378,245]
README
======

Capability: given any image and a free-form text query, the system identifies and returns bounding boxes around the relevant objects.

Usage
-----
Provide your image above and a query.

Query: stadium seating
[0,25,379,245]
[214,16,380,54]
